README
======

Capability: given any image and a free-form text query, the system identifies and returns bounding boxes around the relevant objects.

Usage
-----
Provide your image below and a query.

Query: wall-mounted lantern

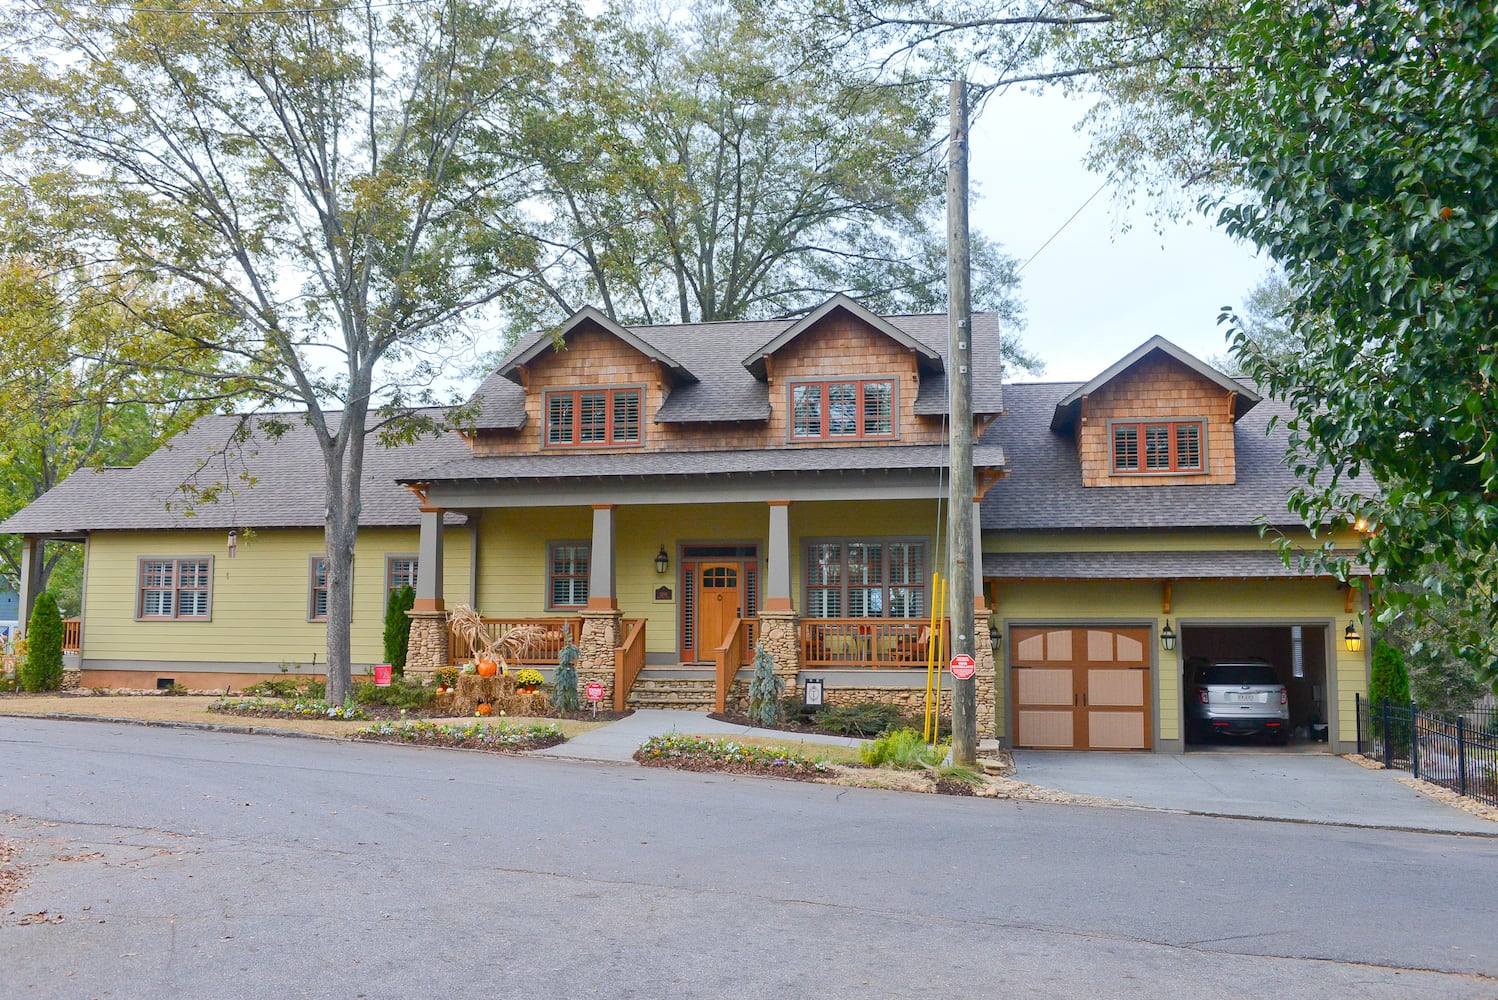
[1159,620,1177,651]
[227,529,239,559]
[654,544,670,575]
[1344,621,1363,652]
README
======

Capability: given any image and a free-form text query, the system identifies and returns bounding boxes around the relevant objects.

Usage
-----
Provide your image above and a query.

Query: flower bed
[353,719,565,752]
[208,696,368,721]
[634,734,829,779]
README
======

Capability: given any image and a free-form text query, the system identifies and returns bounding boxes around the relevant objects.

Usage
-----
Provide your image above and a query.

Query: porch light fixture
[1344,621,1363,652]
[654,545,670,575]
[1159,621,1177,651]
[227,529,238,559]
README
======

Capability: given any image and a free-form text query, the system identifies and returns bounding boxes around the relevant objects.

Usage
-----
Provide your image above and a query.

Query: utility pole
[946,80,978,766]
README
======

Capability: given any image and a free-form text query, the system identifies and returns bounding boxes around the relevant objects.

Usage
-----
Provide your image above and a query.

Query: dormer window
[1112,420,1204,473]
[790,378,896,441]
[545,387,642,447]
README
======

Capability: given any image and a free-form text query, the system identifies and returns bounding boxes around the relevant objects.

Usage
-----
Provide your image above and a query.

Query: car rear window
[1203,662,1278,685]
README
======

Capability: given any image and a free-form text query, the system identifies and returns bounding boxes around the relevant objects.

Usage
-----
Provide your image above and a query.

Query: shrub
[1370,640,1413,757]
[243,677,324,700]
[353,676,436,711]
[746,645,783,727]
[860,728,940,769]
[814,701,907,738]
[20,592,64,692]
[382,585,416,675]
[551,632,580,712]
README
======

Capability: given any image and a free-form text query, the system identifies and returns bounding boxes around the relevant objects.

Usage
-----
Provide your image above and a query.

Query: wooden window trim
[787,377,898,442]
[1108,418,1207,475]
[546,540,590,611]
[542,386,645,449]
[309,555,329,622]
[801,536,928,619]
[385,554,419,595]
[135,556,214,622]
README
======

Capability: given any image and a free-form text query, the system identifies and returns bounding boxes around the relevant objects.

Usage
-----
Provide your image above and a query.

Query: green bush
[20,592,64,692]
[813,701,907,738]
[242,677,324,700]
[860,727,940,769]
[353,676,435,711]
[1370,640,1412,756]
[551,632,580,712]
[746,645,783,727]
[382,585,415,676]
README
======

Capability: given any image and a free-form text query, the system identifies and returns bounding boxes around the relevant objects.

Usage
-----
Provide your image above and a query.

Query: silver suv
[1186,659,1290,745]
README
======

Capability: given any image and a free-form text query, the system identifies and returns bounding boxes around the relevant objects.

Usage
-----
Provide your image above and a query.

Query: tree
[1208,271,1305,378]
[20,590,63,692]
[551,632,581,713]
[382,585,416,676]
[746,644,783,727]
[510,0,1038,370]
[1194,1,1498,690]
[0,0,554,704]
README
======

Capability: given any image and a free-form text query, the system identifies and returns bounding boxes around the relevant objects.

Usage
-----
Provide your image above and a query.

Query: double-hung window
[1112,420,1204,473]
[790,378,896,440]
[309,557,330,621]
[548,542,590,609]
[804,540,925,618]
[545,388,642,447]
[386,555,418,595]
[137,557,213,620]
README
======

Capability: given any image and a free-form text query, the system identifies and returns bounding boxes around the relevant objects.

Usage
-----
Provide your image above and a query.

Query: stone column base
[579,610,624,707]
[405,610,450,681]
[756,611,801,699]
[973,610,997,740]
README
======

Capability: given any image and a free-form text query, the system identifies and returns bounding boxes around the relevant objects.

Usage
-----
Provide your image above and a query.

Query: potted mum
[514,668,545,694]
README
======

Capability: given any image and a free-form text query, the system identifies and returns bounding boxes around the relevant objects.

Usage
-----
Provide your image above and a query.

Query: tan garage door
[1011,626,1152,750]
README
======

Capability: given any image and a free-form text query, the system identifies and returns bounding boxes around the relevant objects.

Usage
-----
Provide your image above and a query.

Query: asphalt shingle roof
[0,412,470,536]
[466,309,1004,429]
[981,380,1378,532]
[982,549,1371,579]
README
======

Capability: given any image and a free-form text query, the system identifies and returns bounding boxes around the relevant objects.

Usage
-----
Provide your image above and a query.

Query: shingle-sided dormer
[1049,336,1260,487]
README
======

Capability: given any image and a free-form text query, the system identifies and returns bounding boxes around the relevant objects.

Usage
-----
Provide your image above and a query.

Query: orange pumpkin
[476,659,499,678]
[475,703,493,716]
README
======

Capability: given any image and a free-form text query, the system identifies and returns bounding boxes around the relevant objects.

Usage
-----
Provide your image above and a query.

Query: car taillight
[1196,687,1209,705]
[1279,688,1288,705]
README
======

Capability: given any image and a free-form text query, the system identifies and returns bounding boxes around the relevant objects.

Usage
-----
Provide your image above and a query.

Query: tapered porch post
[580,505,624,705]
[17,536,44,636]
[405,507,448,680]
[757,500,801,699]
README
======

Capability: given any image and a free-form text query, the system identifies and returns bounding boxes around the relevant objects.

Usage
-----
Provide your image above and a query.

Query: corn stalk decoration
[447,605,545,673]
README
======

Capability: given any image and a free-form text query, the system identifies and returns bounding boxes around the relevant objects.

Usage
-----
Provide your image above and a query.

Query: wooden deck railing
[799,618,947,669]
[63,618,81,653]
[713,617,757,713]
[613,618,648,711]
[448,616,583,666]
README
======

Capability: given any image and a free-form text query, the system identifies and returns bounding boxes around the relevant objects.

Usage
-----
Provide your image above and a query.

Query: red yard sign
[949,654,976,680]
[373,664,393,687]
[585,681,605,702]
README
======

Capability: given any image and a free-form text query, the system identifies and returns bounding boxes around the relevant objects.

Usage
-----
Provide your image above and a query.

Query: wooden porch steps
[625,676,717,711]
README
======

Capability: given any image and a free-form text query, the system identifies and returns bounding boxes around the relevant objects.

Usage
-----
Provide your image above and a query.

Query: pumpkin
[476,659,499,678]
[475,703,493,716]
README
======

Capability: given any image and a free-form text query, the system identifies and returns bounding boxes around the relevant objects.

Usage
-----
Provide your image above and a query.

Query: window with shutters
[137,557,213,621]
[789,378,897,440]
[309,556,330,621]
[544,387,644,448]
[547,542,590,609]
[1110,420,1205,474]
[804,540,925,618]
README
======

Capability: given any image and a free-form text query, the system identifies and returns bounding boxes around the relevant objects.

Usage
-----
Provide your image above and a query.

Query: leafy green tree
[20,591,63,692]
[0,0,556,704]
[511,0,1038,370]
[1194,1,1498,690]
[1369,639,1412,757]
[382,585,416,677]
[746,644,783,727]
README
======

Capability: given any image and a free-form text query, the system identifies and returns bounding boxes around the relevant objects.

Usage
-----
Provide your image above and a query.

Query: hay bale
[452,673,518,716]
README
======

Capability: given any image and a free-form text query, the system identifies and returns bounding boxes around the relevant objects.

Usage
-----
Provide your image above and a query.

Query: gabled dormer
[1050,336,1260,487]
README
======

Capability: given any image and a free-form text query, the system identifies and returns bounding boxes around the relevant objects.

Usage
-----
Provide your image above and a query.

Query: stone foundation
[405,610,450,681]
[61,668,81,692]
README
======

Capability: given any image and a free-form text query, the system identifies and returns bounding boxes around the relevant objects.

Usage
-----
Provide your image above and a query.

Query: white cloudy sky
[968,89,1269,383]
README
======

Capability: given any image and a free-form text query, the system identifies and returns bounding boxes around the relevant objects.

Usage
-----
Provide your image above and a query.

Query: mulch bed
[632,751,827,781]
[353,723,567,753]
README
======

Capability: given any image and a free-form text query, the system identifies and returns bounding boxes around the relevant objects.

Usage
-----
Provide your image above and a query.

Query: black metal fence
[1356,695,1498,809]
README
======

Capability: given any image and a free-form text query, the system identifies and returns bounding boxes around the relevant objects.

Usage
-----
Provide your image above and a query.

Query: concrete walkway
[1014,750,1497,835]
[532,708,864,763]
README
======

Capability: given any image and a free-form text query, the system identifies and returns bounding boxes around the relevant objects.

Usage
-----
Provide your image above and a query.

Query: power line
[1016,177,1108,274]
[55,0,435,16]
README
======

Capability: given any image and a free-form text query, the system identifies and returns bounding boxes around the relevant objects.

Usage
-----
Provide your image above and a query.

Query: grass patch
[635,734,830,778]
[684,733,864,766]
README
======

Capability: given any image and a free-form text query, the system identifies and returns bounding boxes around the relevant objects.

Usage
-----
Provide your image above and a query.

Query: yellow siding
[82,526,470,667]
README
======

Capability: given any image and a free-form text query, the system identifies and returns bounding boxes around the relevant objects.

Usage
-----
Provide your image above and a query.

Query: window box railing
[799,618,946,669]
[448,616,583,666]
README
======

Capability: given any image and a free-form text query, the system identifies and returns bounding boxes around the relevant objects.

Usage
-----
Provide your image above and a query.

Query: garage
[1011,626,1152,750]
[1179,624,1330,749]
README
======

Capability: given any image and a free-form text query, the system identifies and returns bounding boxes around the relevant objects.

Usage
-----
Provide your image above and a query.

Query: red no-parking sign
[949,654,977,680]
[585,681,605,702]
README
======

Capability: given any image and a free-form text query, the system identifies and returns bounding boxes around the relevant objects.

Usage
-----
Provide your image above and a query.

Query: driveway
[1013,750,1497,835]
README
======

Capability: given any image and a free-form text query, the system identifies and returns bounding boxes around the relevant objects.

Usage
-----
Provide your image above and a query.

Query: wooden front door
[1011,626,1152,750]
[696,563,743,662]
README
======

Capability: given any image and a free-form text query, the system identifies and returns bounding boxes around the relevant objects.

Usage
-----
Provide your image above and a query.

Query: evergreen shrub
[20,592,64,692]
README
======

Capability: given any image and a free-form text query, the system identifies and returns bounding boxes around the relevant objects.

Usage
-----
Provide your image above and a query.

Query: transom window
[790,378,895,440]
[138,557,212,620]
[310,557,329,621]
[545,388,642,447]
[805,540,925,618]
[548,542,590,609]
[1112,420,1204,473]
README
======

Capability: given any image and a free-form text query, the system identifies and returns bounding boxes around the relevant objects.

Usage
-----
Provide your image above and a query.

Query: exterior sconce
[1159,621,1177,651]
[989,624,1000,650]
[1344,621,1362,652]
[227,529,238,559]
[654,545,670,575]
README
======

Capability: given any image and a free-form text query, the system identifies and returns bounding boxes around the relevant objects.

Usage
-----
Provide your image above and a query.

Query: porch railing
[614,618,647,711]
[714,617,756,713]
[63,618,81,653]
[799,618,947,669]
[448,616,583,666]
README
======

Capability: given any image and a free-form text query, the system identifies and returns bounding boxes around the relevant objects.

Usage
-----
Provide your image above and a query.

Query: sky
[967,89,1269,384]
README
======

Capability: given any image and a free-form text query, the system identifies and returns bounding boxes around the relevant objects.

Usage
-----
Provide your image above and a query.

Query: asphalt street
[2,717,1496,999]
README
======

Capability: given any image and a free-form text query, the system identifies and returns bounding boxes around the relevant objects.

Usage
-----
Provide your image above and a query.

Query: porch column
[406,508,447,680]
[971,499,997,740]
[17,536,44,636]
[759,500,801,698]
[580,505,623,705]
